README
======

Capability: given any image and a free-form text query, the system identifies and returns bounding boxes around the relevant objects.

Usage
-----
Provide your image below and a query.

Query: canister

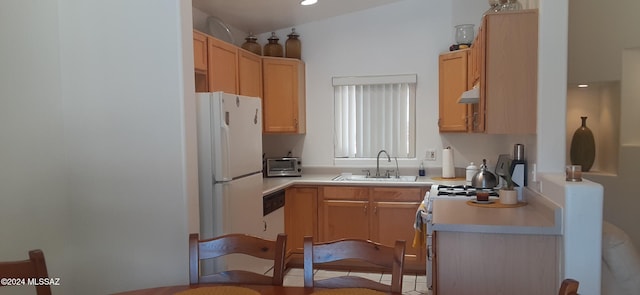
[514,144,525,161]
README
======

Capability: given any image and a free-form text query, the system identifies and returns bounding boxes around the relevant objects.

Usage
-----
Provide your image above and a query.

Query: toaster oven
[266,157,302,177]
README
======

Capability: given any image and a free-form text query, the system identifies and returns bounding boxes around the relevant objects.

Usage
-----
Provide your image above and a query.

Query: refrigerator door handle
[220,111,231,181]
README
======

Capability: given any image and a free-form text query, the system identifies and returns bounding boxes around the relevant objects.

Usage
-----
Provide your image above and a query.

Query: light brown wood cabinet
[193,31,208,73]
[439,10,538,134]
[207,36,238,94]
[262,57,306,134]
[318,186,369,241]
[476,10,538,134]
[193,31,262,97]
[318,186,427,272]
[193,31,306,134]
[284,186,318,255]
[434,231,558,295]
[237,49,263,98]
[193,30,208,92]
[438,50,472,132]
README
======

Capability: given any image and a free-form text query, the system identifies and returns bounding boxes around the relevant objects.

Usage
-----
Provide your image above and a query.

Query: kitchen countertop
[431,187,562,235]
[263,170,562,236]
[261,172,465,195]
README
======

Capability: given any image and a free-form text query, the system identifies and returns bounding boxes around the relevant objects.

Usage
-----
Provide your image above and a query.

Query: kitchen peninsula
[431,188,561,295]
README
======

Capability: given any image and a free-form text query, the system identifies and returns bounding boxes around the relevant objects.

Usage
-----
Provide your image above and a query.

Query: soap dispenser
[419,161,426,176]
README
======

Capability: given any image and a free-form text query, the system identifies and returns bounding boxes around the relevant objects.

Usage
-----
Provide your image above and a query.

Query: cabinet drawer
[321,186,368,201]
[371,187,422,202]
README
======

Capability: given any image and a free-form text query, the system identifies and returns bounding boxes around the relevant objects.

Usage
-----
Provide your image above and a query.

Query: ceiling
[191,0,406,34]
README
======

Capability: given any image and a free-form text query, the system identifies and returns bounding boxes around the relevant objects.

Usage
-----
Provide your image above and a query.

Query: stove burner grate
[436,185,499,197]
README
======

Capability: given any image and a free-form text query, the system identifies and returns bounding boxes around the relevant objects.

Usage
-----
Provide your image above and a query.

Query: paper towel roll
[442,147,455,178]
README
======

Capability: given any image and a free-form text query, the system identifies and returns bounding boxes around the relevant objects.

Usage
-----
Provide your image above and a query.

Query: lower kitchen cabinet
[318,185,427,272]
[370,187,424,270]
[284,186,317,255]
[433,231,558,295]
[319,186,369,242]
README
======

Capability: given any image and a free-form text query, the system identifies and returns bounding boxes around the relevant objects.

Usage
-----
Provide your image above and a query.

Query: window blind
[333,75,416,158]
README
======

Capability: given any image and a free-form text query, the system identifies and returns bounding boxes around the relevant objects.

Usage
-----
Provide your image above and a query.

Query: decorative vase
[570,116,596,172]
[263,32,283,57]
[285,28,301,59]
[241,33,262,55]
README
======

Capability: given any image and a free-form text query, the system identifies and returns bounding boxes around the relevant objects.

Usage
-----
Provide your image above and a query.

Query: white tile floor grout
[282,268,430,295]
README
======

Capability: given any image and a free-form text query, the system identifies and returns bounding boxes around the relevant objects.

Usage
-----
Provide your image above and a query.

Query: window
[333,74,416,158]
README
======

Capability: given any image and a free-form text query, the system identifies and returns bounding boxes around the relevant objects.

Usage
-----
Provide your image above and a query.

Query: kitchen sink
[332,174,418,182]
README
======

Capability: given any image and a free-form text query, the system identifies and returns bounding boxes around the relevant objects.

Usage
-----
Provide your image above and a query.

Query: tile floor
[282,268,430,295]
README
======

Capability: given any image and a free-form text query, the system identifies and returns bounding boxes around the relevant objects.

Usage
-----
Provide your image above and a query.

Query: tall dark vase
[570,116,596,172]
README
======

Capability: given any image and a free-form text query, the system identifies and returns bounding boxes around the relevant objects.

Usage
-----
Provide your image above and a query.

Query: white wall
[1,0,195,294]
[620,48,640,146]
[56,0,192,293]
[587,47,640,248]
[259,0,532,173]
[568,0,640,84]
[0,1,70,294]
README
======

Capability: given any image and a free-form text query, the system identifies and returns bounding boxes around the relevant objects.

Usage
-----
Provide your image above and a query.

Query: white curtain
[333,75,416,158]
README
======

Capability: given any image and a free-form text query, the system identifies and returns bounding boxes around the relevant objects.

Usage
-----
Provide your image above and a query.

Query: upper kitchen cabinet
[207,36,238,94]
[440,10,538,133]
[439,49,472,132]
[262,57,306,134]
[193,30,208,92]
[237,49,263,98]
[194,30,263,97]
[477,10,538,134]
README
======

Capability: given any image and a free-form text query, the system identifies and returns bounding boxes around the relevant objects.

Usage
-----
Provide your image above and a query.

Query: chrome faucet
[375,150,391,178]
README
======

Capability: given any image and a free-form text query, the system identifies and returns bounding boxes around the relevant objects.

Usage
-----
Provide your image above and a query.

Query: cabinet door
[472,22,486,132]
[438,50,471,132]
[193,31,209,92]
[207,37,238,94]
[262,57,306,133]
[238,49,263,98]
[193,31,208,73]
[370,187,424,269]
[318,186,369,242]
[285,187,318,254]
[483,10,538,134]
[435,231,558,295]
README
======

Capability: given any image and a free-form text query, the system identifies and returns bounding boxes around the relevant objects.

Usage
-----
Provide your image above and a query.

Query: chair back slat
[189,233,286,286]
[303,236,406,294]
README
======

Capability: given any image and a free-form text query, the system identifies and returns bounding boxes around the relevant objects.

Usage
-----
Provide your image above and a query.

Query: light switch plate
[426,149,436,161]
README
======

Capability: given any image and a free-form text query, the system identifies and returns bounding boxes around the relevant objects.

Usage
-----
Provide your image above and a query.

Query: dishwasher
[262,189,285,241]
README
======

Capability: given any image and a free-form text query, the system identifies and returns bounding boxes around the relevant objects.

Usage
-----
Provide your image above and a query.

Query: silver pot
[471,159,498,189]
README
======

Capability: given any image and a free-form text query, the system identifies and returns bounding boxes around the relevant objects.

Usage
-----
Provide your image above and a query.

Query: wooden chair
[303,236,406,293]
[558,278,579,295]
[0,249,52,295]
[189,233,286,286]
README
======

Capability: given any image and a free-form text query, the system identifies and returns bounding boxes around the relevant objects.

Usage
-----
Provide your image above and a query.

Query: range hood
[457,84,479,104]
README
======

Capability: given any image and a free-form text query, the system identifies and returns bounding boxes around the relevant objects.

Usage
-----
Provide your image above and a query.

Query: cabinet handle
[374,206,378,214]
[364,204,368,214]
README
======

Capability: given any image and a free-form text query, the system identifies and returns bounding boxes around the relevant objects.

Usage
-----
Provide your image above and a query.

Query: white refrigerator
[195,92,266,273]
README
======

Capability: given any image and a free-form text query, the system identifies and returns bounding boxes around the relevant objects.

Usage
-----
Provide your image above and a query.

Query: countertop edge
[262,174,439,195]
[431,188,562,236]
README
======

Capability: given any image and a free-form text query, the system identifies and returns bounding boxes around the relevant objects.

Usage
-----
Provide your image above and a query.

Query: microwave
[266,157,302,177]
